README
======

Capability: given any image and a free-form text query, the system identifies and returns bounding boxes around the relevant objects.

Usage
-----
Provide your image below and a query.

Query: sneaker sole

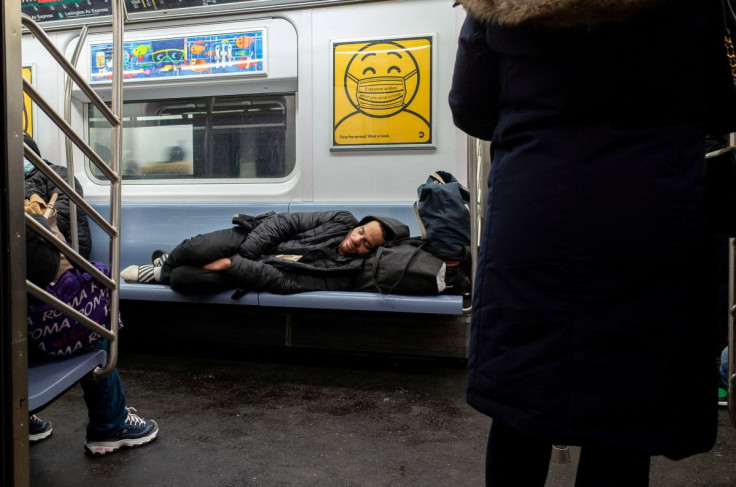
[84,426,158,457]
[29,428,53,442]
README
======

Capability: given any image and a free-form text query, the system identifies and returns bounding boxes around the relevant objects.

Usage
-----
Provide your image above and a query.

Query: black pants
[160,226,248,295]
[485,421,651,487]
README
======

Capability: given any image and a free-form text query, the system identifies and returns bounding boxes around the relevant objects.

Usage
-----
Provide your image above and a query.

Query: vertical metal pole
[729,238,736,427]
[467,136,480,299]
[466,137,491,301]
[728,134,736,428]
[1,0,29,481]
[63,24,88,255]
[97,0,124,378]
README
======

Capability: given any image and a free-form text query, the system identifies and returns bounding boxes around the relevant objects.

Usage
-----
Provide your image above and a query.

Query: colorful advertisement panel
[332,35,434,150]
[90,30,265,83]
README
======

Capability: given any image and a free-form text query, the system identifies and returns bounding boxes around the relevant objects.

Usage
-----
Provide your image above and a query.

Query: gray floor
[28,350,736,487]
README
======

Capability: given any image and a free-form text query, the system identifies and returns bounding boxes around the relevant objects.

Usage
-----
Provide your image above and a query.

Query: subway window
[87,94,295,181]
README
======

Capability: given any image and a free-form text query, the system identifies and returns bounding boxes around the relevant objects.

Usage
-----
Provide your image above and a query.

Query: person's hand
[45,204,58,228]
[202,256,233,272]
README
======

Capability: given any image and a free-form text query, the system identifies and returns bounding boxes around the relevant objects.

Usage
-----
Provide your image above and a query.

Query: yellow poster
[332,36,433,149]
[22,66,33,137]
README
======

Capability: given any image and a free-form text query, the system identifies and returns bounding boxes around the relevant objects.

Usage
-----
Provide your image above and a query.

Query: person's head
[24,134,41,157]
[23,134,41,176]
[337,216,410,256]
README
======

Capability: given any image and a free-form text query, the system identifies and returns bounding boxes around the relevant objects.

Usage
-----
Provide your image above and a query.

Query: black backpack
[414,171,471,261]
[354,238,470,295]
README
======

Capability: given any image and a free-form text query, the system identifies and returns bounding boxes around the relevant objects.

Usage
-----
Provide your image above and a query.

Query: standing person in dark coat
[449,0,735,485]
[121,211,410,295]
[23,134,92,259]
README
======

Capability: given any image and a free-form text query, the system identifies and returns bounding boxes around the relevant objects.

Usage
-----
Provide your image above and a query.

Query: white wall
[21,0,468,204]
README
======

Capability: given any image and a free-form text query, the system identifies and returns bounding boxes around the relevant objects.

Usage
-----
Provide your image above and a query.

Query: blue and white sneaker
[29,414,53,442]
[84,407,158,456]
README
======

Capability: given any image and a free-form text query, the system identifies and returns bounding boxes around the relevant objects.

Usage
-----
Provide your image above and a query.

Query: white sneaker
[120,265,157,283]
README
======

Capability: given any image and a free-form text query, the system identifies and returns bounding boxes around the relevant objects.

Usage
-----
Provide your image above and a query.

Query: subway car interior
[2,0,736,484]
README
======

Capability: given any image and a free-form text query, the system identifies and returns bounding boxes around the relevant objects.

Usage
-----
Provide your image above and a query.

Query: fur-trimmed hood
[454,0,669,27]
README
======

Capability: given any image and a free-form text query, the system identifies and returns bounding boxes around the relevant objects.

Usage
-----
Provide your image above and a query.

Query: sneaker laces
[124,407,146,428]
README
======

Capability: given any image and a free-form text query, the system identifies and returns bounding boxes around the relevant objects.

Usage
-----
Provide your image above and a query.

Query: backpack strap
[429,171,446,184]
[413,200,428,240]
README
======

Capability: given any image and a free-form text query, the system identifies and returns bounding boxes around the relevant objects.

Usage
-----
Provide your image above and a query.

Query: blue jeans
[79,343,127,441]
[721,346,729,389]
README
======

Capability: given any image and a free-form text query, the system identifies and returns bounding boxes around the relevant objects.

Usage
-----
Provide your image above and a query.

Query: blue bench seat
[28,350,107,412]
[90,202,466,315]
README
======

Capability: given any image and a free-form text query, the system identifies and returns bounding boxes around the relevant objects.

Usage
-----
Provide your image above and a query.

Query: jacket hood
[455,0,668,27]
[359,215,410,242]
[24,134,42,157]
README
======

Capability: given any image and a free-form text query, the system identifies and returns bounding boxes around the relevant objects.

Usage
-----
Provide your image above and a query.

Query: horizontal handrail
[24,213,117,292]
[25,280,115,342]
[23,81,119,184]
[24,144,117,238]
[21,15,119,127]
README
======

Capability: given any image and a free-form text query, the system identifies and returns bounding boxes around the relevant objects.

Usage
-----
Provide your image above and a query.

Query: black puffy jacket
[24,161,92,259]
[228,211,365,294]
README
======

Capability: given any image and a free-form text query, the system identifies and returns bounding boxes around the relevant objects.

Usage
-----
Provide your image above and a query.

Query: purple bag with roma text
[27,261,121,360]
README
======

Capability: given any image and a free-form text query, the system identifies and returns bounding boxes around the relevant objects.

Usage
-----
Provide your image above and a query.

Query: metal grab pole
[729,238,736,427]
[465,137,491,313]
[94,0,124,379]
[64,24,89,255]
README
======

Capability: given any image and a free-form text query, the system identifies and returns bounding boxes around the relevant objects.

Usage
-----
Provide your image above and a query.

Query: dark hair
[358,216,410,242]
[24,134,41,157]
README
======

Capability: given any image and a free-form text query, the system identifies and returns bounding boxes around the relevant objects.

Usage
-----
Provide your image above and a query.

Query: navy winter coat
[450,0,732,459]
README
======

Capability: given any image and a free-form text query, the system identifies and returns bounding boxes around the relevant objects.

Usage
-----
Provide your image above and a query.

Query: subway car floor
[28,345,736,487]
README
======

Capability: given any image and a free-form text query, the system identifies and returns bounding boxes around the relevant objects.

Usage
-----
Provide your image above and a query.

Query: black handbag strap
[371,243,424,294]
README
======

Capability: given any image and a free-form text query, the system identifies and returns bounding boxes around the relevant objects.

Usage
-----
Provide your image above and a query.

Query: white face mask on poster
[347,70,418,111]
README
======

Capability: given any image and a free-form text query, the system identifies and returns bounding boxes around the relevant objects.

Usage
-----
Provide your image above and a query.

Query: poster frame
[330,33,436,151]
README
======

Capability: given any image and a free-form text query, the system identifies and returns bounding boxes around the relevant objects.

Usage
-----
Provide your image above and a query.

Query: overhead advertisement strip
[89,30,265,83]
[22,0,390,29]
[21,0,113,26]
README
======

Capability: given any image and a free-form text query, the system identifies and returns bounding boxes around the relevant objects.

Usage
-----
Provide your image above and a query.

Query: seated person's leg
[169,265,236,295]
[160,227,247,283]
[81,368,127,440]
[82,367,158,456]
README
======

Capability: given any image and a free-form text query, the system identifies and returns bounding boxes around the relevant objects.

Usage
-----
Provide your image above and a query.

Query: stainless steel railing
[466,137,491,314]
[729,238,736,427]
[21,1,124,378]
